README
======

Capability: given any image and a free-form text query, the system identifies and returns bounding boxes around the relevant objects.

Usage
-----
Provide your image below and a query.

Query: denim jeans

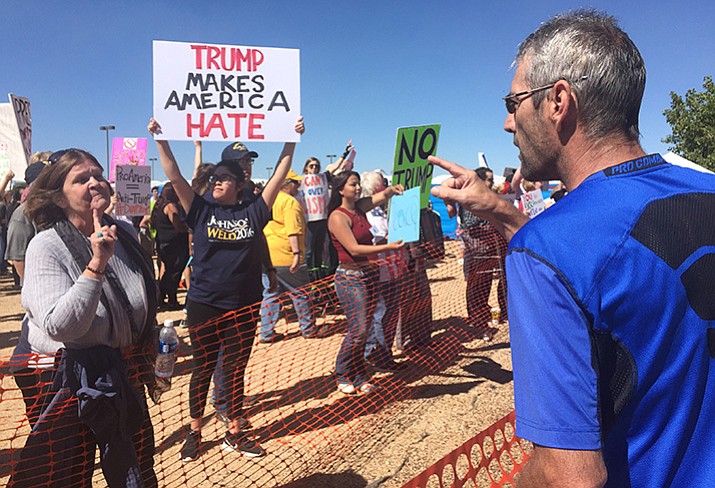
[259,266,315,340]
[364,280,401,364]
[334,266,377,387]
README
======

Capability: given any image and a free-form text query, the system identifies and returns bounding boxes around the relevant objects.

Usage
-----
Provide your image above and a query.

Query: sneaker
[222,431,266,458]
[357,382,378,395]
[258,332,285,344]
[180,430,201,462]
[337,381,356,395]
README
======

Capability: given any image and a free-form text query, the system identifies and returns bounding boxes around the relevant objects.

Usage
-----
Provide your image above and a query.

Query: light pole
[98,125,115,174]
[326,154,337,164]
[266,166,273,178]
[149,157,157,180]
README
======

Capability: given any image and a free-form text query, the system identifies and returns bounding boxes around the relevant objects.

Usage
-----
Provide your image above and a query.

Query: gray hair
[515,9,646,141]
[361,170,386,197]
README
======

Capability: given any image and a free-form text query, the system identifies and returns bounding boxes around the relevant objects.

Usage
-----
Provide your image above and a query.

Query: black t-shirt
[184,194,270,309]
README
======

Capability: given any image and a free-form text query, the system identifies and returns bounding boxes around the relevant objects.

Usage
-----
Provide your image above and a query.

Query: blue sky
[2,1,713,181]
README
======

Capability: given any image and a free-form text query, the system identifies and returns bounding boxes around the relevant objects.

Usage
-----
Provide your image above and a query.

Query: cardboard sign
[110,137,148,182]
[391,124,440,209]
[152,40,300,142]
[9,94,31,164]
[522,189,546,217]
[115,164,152,216]
[299,172,329,221]
[0,103,27,176]
[388,186,421,243]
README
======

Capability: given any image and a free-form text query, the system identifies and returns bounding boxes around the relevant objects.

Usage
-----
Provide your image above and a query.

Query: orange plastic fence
[401,411,533,488]
[0,224,512,487]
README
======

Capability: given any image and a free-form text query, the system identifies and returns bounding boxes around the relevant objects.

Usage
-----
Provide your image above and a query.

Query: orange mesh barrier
[0,224,515,487]
[401,411,533,488]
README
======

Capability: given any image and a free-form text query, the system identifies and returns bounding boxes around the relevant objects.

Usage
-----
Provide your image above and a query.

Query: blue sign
[388,186,421,243]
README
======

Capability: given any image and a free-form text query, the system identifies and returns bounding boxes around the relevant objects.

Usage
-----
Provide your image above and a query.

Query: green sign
[391,124,440,209]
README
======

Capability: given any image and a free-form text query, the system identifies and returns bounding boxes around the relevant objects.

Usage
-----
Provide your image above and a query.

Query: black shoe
[222,431,266,458]
[259,332,285,344]
[180,430,201,462]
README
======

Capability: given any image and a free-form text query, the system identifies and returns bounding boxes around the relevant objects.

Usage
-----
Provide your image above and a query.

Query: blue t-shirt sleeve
[507,250,602,450]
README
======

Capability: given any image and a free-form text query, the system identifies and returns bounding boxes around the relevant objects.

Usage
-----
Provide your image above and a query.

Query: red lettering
[227,113,247,138]
[186,113,204,137]
[248,113,264,140]
[204,113,227,138]
[252,49,264,70]
[190,44,209,69]
[207,46,221,70]
[189,45,265,72]
[187,113,265,140]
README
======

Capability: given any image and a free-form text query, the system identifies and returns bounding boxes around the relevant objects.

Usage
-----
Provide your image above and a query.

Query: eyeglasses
[209,174,237,184]
[307,164,319,169]
[503,76,588,114]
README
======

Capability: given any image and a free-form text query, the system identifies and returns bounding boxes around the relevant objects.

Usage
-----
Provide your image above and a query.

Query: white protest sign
[153,40,300,142]
[522,189,546,218]
[0,103,28,176]
[299,173,329,221]
[115,164,152,216]
[9,94,31,164]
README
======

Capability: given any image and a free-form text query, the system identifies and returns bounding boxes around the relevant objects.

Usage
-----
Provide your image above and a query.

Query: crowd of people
[2,8,711,488]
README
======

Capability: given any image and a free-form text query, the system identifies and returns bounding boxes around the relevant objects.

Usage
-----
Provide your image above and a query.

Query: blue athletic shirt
[507,154,715,487]
[184,193,270,310]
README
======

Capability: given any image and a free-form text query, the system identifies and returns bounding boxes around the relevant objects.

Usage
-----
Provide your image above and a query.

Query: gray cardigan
[15,222,148,364]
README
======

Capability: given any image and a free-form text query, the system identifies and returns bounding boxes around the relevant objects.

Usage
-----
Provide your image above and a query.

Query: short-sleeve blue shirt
[508,154,715,487]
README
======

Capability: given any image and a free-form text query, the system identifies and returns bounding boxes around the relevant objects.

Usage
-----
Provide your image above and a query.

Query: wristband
[86,265,105,276]
[292,251,301,255]
[341,150,350,159]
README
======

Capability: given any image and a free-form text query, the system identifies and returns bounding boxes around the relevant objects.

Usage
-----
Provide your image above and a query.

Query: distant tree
[662,75,715,172]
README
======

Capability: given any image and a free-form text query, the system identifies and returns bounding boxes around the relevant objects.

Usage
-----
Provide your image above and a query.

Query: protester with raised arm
[148,116,304,461]
[327,171,405,395]
[430,9,715,487]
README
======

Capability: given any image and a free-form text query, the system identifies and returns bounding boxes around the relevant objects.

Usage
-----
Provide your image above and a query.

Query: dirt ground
[0,243,515,487]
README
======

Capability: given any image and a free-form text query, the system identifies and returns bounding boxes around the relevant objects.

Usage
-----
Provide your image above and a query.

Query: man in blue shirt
[430,9,715,488]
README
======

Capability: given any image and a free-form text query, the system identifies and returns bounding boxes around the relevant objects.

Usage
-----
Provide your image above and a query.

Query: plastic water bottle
[155,319,179,378]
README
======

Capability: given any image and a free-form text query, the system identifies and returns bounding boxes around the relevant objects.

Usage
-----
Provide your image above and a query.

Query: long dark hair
[327,170,360,215]
[151,182,179,228]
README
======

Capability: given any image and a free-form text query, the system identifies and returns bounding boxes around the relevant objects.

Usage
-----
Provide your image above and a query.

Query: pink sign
[110,137,148,182]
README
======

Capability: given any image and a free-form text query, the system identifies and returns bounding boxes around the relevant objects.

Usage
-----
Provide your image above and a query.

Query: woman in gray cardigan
[9,149,158,488]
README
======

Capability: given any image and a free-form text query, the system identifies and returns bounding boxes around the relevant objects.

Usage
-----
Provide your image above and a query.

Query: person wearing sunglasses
[148,116,304,462]
[299,142,353,281]
[430,9,715,488]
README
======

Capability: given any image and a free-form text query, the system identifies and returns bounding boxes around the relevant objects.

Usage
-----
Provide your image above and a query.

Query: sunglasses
[47,148,82,165]
[503,76,588,114]
[209,174,237,184]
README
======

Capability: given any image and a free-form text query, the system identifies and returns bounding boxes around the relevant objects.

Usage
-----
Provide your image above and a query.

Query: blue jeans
[334,266,377,387]
[365,280,401,364]
[259,266,315,340]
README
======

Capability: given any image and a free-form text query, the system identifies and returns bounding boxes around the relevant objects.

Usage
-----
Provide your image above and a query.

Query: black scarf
[52,216,158,347]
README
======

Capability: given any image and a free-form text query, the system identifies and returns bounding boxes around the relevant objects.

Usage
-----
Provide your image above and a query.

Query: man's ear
[550,80,577,133]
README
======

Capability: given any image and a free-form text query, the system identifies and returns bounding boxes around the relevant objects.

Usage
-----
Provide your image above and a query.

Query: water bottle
[155,319,179,378]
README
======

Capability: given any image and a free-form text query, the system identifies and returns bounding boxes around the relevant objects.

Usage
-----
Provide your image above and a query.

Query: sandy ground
[0,242,515,487]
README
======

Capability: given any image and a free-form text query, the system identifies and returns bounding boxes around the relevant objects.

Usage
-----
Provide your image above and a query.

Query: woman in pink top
[327,171,404,395]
